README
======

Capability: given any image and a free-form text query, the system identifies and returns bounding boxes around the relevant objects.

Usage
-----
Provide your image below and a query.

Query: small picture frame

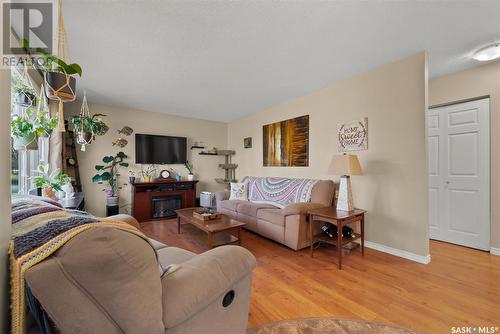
[244,137,252,149]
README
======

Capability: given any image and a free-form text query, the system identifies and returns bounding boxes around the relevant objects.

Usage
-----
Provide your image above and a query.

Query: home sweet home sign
[337,118,368,152]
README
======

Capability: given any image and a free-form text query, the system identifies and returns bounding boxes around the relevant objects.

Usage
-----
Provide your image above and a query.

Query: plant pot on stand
[187,173,194,181]
[106,196,119,217]
[42,187,57,200]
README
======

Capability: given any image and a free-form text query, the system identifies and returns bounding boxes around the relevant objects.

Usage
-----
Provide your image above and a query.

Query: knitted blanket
[246,176,318,208]
[9,195,145,334]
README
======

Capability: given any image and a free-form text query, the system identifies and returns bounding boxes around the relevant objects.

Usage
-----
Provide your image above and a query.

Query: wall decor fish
[118,126,134,136]
[112,138,128,148]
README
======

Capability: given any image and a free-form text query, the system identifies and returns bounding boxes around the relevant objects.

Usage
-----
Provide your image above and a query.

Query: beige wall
[228,53,430,257]
[66,103,228,217]
[430,60,500,250]
[0,70,12,332]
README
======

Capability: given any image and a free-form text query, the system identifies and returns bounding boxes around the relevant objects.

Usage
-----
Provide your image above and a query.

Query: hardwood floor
[141,219,500,333]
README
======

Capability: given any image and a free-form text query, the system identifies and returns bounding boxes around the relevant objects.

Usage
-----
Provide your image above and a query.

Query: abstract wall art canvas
[263,115,309,167]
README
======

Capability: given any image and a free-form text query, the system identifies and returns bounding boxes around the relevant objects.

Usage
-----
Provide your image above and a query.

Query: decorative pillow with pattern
[229,182,248,201]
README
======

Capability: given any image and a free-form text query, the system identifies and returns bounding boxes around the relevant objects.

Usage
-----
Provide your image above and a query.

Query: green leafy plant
[71,113,107,135]
[34,110,59,137]
[12,80,36,95]
[140,164,157,178]
[184,161,193,174]
[10,114,34,139]
[93,152,129,197]
[20,39,83,76]
[32,164,71,191]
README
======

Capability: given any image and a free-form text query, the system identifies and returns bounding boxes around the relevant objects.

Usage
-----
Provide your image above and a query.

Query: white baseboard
[490,247,500,256]
[364,241,431,264]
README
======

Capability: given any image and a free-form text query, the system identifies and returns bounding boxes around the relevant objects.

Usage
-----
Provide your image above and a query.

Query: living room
[1,1,500,334]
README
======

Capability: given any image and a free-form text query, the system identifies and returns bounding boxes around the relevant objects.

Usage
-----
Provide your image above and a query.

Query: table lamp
[328,154,363,211]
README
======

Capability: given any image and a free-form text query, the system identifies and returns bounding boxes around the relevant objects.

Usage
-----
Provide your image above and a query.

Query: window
[11,67,49,195]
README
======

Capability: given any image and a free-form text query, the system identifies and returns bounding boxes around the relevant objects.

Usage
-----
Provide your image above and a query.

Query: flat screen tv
[135,134,187,164]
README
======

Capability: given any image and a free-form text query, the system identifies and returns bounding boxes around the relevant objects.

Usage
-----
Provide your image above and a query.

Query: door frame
[428,95,491,251]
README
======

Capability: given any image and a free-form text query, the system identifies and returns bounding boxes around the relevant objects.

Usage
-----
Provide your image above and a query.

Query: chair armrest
[282,202,326,216]
[161,245,256,328]
[215,190,230,211]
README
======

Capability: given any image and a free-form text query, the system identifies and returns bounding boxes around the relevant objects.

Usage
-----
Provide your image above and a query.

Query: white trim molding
[364,241,431,264]
[490,247,500,256]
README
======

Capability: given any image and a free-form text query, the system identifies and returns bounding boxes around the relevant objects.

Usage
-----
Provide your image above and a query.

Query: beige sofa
[216,177,335,250]
[25,215,256,334]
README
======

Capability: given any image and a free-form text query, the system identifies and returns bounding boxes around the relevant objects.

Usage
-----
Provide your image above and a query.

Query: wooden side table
[308,207,366,269]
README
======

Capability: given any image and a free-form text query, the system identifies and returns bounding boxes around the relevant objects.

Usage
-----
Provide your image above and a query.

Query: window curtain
[48,1,64,171]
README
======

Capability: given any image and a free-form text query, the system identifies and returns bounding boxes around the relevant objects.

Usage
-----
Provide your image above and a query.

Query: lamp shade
[328,154,363,176]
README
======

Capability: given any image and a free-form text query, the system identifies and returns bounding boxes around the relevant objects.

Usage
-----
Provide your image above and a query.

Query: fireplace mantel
[131,180,198,222]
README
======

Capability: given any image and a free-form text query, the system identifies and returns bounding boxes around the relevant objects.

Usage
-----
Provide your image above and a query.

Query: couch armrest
[282,202,326,216]
[161,245,256,328]
[215,190,230,211]
[102,214,140,229]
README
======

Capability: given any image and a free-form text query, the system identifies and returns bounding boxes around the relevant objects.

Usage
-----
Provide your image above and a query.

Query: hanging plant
[10,113,38,151]
[70,91,107,151]
[12,80,36,107]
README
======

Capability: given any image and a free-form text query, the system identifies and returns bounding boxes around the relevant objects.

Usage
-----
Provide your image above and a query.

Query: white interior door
[427,98,490,251]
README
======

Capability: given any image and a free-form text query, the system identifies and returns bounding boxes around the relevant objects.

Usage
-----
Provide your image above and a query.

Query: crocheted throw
[9,195,145,334]
[246,176,318,208]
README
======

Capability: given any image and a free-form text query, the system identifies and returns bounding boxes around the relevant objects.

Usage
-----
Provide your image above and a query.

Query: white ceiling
[64,0,500,122]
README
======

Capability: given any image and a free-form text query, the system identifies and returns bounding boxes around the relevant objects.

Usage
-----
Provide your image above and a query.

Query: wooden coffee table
[176,208,246,249]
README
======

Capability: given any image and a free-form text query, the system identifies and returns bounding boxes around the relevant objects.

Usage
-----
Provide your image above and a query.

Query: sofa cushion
[220,199,246,212]
[237,202,276,217]
[257,208,285,227]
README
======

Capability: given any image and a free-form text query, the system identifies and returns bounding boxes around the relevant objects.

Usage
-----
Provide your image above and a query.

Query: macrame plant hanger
[44,0,75,132]
[20,59,36,108]
[15,60,38,151]
[76,91,92,151]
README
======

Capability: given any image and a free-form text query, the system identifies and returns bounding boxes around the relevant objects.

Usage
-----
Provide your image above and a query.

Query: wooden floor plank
[140,219,500,333]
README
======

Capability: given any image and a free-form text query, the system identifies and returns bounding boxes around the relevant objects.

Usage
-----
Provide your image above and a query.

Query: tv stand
[131,180,198,222]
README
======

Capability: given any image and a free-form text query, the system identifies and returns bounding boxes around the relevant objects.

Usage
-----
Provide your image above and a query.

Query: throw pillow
[229,182,248,201]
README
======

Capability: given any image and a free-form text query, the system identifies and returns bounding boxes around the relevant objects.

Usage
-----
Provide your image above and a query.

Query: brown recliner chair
[25,215,256,334]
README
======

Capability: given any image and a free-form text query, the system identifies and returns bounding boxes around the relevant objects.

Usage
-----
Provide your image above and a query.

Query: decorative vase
[12,134,38,151]
[129,176,136,184]
[44,72,77,102]
[187,174,194,181]
[14,92,36,107]
[106,196,119,207]
[42,187,57,200]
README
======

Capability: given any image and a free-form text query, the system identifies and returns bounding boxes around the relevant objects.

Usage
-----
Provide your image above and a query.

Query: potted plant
[12,80,36,107]
[71,113,108,144]
[140,164,156,182]
[184,161,194,181]
[11,111,37,151]
[36,50,82,102]
[32,164,71,200]
[93,151,129,207]
[20,39,82,102]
